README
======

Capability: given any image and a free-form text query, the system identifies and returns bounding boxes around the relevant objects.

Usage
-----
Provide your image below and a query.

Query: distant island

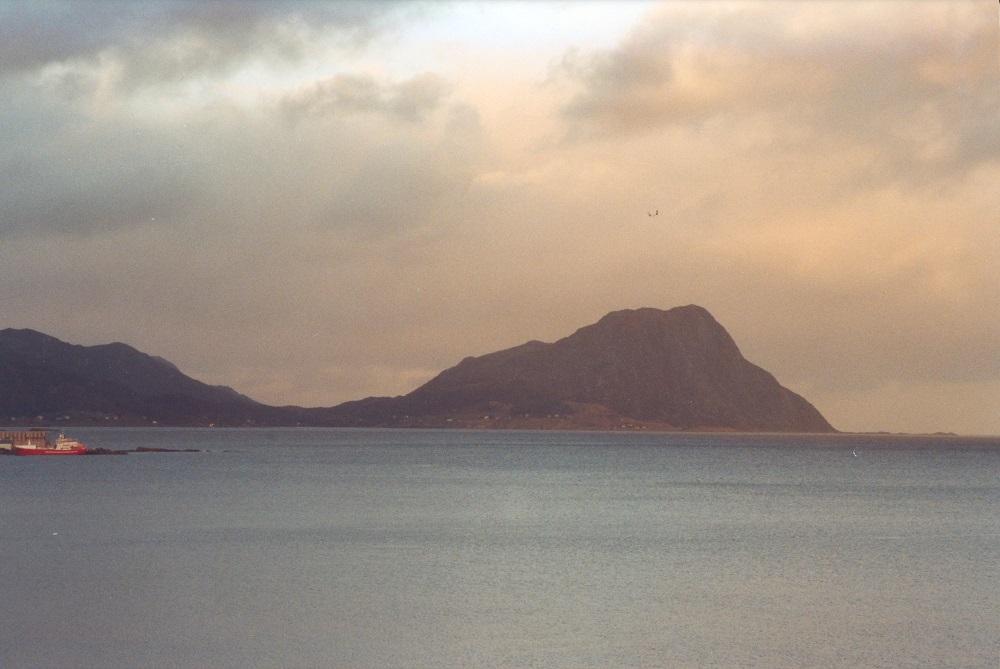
[0,305,835,432]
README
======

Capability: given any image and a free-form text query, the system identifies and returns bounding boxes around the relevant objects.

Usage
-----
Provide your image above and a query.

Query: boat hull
[13,445,87,456]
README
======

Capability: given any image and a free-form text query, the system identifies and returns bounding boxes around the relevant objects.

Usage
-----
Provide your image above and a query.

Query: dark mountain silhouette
[0,306,835,432]
[312,305,835,432]
[0,328,291,426]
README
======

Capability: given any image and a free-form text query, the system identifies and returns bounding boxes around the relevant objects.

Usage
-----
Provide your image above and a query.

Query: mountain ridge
[312,305,834,432]
[0,327,284,426]
[0,307,835,432]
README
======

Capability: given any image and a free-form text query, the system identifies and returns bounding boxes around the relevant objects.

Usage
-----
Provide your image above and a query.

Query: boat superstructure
[1,430,87,456]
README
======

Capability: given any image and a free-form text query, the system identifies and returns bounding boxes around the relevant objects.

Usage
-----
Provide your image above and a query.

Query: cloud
[0,1,406,85]
[0,66,476,240]
[558,1,999,182]
[0,98,206,237]
[1,163,199,238]
[281,72,450,123]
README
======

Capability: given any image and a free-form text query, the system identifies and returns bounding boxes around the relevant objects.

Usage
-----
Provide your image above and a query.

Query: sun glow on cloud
[1,0,997,435]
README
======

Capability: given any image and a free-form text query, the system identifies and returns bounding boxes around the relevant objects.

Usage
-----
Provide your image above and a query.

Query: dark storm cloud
[0,1,403,84]
[0,69,471,242]
[0,80,206,237]
[0,2,145,73]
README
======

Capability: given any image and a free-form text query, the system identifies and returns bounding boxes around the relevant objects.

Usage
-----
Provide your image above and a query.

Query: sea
[1,428,998,669]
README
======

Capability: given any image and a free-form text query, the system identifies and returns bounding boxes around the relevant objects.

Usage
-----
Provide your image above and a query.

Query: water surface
[2,429,998,668]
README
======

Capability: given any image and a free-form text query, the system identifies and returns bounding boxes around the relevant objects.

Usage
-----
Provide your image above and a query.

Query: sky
[1,0,997,435]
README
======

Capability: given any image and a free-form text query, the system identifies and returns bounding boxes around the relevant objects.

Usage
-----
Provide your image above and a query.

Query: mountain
[0,306,835,432]
[314,305,835,432]
[0,328,291,426]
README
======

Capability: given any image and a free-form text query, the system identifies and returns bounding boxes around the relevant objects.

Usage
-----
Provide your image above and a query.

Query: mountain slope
[319,305,835,432]
[1,306,835,432]
[0,328,287,425]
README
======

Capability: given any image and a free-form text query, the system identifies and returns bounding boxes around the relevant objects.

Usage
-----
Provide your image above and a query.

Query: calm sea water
[1,428,998,668]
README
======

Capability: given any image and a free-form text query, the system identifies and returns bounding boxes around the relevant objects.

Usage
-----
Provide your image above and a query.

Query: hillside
[0,328,290,426]
[1,307,835,432]
[314,305,835,432]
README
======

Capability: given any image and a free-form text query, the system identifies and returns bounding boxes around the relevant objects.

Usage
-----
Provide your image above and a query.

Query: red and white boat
[12,433,87,456]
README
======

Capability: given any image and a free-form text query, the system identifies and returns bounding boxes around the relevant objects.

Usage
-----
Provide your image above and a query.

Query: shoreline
[0,423,993,440]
